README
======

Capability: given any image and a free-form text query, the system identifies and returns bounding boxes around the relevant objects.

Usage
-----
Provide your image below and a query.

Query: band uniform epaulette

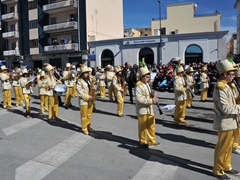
[44,75,49,79]
[230,82,236,89]
[135,81,142,87]
[216,80,227,90]
[174,76,180,79]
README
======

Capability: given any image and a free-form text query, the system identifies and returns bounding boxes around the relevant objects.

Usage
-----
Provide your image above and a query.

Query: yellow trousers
[108,86,114,101]
[174,100,187,124]
[3,89,11,108]
[201,88,208,101]
[23,94,31,114]
[186,92,193,107]
[13,86,24,105]
[100,86,106,98]
[73,83,77,97]
[65,87,73,106]
[138,114,157,145]
[48,96,58,120]
[213,130,234,175]
[39,95,49,113]
[233,123,240,150]
[117,95,124,116]
[80,104,94,132]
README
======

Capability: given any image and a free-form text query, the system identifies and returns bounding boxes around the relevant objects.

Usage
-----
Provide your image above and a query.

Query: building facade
[88,31,228,67]
[235,0,240,61]
[227,33,237,61]
[151,2,221,36]
[0,0,123,69]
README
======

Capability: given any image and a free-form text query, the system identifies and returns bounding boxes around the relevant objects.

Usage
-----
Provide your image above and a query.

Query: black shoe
[212,173,231,180]
[130,101,134,104]
[69,104,73,108]
[225,169,240,175]
[139,143,148,148]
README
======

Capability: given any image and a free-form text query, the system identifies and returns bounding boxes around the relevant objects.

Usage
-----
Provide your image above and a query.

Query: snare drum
[53,84,67,96]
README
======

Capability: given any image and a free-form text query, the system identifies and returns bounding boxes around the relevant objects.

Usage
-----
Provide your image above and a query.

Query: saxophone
[121,75,128,96]
[88,79,96,106]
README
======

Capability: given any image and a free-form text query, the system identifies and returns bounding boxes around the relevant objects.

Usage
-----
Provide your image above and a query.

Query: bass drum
[53,84,67,96]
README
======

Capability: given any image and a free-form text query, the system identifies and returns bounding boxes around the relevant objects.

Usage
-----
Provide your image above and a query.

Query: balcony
[3,50,20,57]
[1,0,18,4]
[43,21,78,33]
[2,31,19,39]
[2,12,18,22]
[44,43,79,53]
[43,0,77,14]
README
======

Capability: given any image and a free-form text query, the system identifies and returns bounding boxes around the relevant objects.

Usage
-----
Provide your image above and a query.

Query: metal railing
[3,50,20,56]
[44,43,79,52]
[43,21,78,32]
[43,0,77,11]
[2,12,18,20]
[2,31,19,38]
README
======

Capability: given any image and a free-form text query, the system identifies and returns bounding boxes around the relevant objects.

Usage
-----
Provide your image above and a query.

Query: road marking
[15,133,92,180]
[132,155,179,180]
[2,118,41,136]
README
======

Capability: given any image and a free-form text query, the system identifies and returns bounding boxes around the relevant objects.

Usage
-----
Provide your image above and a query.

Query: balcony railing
[2,12,18,21]
[2,31,19,39]
[1,0,18,4]
[44,43,79,52]
[3,50,20,56]
[43,21,78,32]
[43,0,77,13]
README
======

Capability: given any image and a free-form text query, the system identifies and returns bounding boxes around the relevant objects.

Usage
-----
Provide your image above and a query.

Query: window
[10,25,15,31]
[10,7,14,13]
[30,39,38,48]
[11,42,16,50]
[71,35,78,43]
[50,17,57,25]
[28,0,37,10]
[67,14,77,22]
[29,19,38,29]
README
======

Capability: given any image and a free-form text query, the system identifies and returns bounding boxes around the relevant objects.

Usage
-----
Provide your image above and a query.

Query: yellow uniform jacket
[213,80,240,131]
[200,72,209,89]
[20,77,33,94]
[174,76,187,101]
[63,70,74,87]
[1,73,11,90]
[112,75,122,97]
[77,78,91,106]
[135,81,154,115]
[106,71,115,88]
[44,76,57,96]
[185,75,195,93]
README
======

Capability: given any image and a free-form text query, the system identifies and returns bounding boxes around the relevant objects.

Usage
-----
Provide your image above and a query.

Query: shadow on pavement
[156,132,215,149]
[90,130,214,178]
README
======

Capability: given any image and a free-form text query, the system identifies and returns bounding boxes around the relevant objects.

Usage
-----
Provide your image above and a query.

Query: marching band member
[200,66,209,102]
[20,69,34,118]
[71,65,78,97]
[98,68,106,98]
[44,64,59,122]
[106,65,115,101]
[38,71,48,114]
[77,65,95,135]
[63,63,74,108]
[212,59,240,179]
[185,67,195,108]
[230,69,240,155]
[12,67,24,106]
[0,65,12,109]
[173,66,188,125]
[135,63,160,147]
[112,66,126,117]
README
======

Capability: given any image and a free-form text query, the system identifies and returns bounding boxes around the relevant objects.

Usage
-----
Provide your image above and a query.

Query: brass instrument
[88,80,96,106]
[150,89,163,115]
[184,75,195,98]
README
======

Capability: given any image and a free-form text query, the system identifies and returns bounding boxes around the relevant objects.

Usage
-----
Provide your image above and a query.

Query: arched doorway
[101,49,114,67]
[139,47,154,65]
[185,45,203,65]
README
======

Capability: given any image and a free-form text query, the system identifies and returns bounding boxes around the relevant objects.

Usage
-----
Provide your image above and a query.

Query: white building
[88,31,228,67]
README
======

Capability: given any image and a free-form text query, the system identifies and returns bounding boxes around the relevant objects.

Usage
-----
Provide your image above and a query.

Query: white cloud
[221,26,237,42]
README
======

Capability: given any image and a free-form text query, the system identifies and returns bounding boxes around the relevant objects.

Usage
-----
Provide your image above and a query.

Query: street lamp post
[158,0,162,65]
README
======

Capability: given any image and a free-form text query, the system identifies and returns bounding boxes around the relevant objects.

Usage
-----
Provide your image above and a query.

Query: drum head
[54,84,67,95]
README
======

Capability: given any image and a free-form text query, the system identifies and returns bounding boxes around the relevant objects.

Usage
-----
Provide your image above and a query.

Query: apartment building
[235,0,240,62]
[0,0,123,69]
[151,2,221,36]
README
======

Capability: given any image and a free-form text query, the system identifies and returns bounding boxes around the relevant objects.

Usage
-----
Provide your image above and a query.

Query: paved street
[0,87,240,180]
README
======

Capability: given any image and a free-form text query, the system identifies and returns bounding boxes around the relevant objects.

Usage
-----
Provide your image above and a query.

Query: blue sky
[123,0,237,41]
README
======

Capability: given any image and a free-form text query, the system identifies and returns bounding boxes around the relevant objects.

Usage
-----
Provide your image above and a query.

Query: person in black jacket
[53,67,64,106]
[122,62,137,104]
